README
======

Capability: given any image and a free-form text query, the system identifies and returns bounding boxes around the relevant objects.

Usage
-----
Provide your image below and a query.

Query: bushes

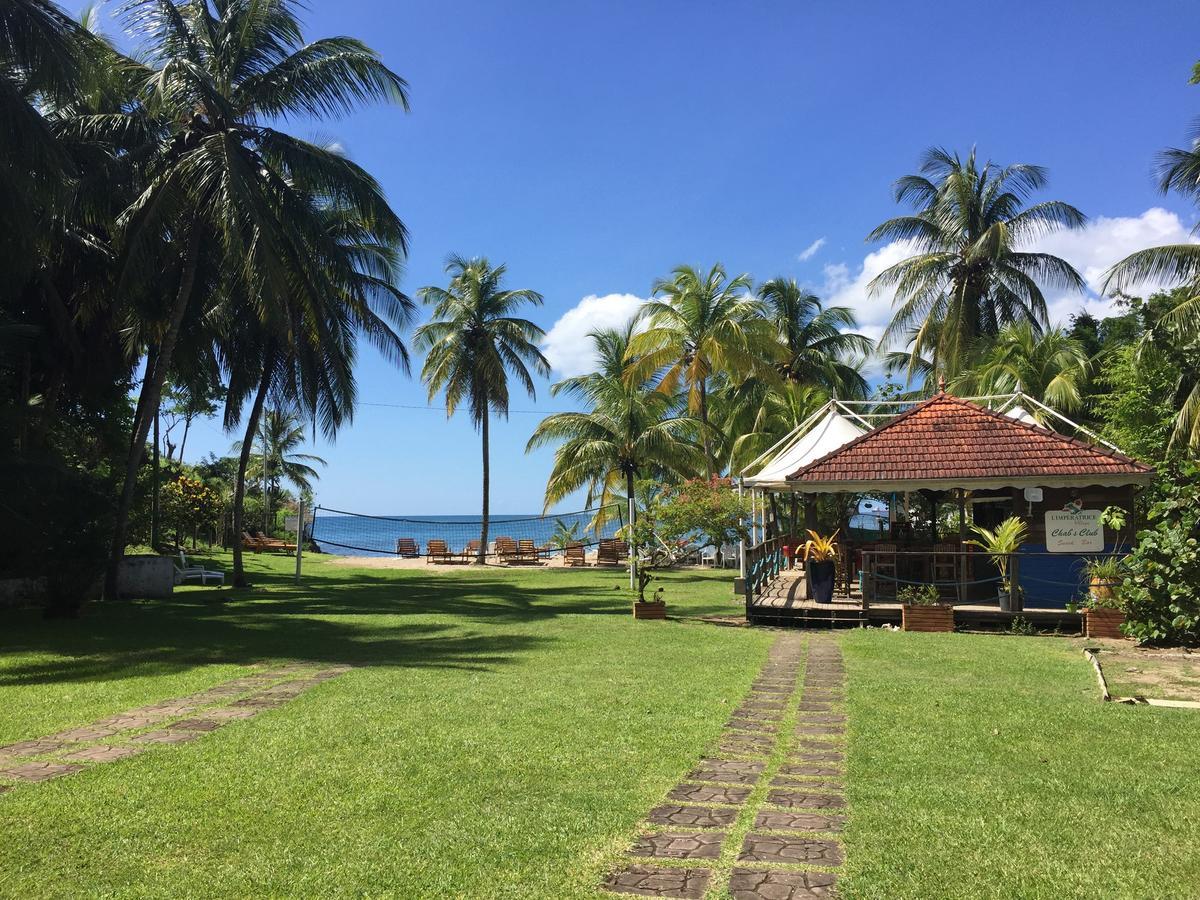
[1121,465,1200,644]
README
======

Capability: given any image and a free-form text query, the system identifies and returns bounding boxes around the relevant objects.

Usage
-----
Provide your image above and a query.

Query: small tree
[658,478,751,565]
[1121,465,1200,645]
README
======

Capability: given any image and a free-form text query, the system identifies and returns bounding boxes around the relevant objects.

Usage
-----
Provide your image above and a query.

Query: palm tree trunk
[233,359,274,587]
[698,380,714,479]
[178,416,191,463]
[478,412,490,564]
[151,409,161,549]
[626,469,637,593]
[105,228,202,600]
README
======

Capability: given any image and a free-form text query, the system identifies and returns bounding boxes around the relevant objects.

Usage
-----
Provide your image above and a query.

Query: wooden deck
[748,570,1082,631]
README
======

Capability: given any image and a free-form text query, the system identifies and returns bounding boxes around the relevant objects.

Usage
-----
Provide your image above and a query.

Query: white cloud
[819,207,1200,349]
[541,293,646,378]
[797,237,827,262]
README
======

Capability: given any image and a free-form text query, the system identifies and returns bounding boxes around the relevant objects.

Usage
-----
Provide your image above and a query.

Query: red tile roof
[787,393,1154,487]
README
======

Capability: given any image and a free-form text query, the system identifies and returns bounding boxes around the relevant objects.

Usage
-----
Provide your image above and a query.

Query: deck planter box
[808,560,836,604]
[633,601,667,620]
[1084,606,1126,639]
[902,604,955,633]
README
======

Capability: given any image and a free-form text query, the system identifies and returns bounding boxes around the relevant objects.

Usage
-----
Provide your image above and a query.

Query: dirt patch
[1082,639,1200,703]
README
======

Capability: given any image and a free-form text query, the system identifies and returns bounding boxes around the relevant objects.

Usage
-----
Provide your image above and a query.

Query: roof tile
[787,393,1154,484]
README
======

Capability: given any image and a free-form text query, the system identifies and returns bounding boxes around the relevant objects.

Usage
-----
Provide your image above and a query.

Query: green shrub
[1120,465,1200,644]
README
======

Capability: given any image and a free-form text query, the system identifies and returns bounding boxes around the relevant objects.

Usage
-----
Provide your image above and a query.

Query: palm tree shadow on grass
[0,570,633,686]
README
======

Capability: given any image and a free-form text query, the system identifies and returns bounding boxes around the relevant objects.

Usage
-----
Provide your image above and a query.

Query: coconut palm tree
[416,256,549,563]
[951,322,1092,414]
[627,263,783,477]
[238,405,326,532]
[871,147,1087,380]
[528,325,705,515]
[758,277,871,397]
[1104,106,1200,449]
[101,0,410,598]
[221,195,413,585]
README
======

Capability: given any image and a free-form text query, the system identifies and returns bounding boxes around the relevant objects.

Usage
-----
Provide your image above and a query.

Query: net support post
[295,497,304,585]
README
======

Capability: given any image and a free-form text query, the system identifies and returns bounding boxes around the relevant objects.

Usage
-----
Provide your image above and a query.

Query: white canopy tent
[742,405,867,490]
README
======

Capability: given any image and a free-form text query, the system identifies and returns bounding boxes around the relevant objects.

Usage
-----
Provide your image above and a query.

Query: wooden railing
[744,535,788,610]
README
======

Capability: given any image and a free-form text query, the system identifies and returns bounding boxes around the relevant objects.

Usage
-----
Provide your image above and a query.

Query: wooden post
[958,489,967,600]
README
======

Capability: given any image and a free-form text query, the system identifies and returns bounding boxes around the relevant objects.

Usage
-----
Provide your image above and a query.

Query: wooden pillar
[957,489,967,600]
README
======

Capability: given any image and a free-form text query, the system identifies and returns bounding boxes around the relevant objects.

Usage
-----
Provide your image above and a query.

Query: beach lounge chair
[242,531,267,553]
[461,539,481,562]
[517,539,542,564]
[595,540,620,567]
[564,542,587,567]
[699,545,718,567]
[613,540,630,561]
[174,552,225,586]
[396,538,419,558]
[426,539,453,564]
[252,530,296,553]
[495,536,520,564]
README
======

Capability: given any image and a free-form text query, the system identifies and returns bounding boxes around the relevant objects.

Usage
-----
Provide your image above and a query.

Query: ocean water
[310,509,622,557]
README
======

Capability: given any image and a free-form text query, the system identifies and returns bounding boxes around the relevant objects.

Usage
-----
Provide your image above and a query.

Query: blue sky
[79,0,1200,514]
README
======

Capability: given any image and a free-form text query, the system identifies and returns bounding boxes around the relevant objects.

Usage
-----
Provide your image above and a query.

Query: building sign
[1045,508,1103,553]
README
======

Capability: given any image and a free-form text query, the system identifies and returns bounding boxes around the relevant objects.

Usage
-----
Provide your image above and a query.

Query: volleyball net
[310,504,625,558]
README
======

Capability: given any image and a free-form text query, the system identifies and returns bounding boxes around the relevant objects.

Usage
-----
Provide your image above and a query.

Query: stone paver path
[0,663,349,789]
[603,634,851,899]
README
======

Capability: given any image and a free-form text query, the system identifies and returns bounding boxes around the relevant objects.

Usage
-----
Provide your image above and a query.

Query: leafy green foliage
[1120,465,1200,644]
[657,478,750,561]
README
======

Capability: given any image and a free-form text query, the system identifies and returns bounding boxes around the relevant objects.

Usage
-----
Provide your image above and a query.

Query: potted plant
[966,517,1029,612]
[626,492,668,620]
[1080,508,1130,638]
[802,530,839,604]
[898,584,954,632]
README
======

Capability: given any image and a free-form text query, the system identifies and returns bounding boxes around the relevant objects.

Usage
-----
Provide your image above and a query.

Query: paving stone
[169,718,224,732]
[646,805,739,828]
[60,744,145,763]
[667,783,751,805]
[749,683,793,693]
[91,714,163,730]
[232,695,290,709]
[730,707,783,722]
[130,730,202,745]
[796,701,832,713]
[695,758,765,775]
[794,725,844,738]
[754,810,846,833]
[0,739,66,756]
[739,834,843,865]
[718,735,775,756]
[49,725,121,743]
[601,864,710,898]
[765,790,846,810]
[689,768,759,785]
[203,706,261,720]
[778,764,842,778]
[801,691,845,701]
[0,761,83,782]
[793,740,841,752]
[727,718,778,734]
[795,714,846,726]
[630,831,724,860]
[788,751,844,764]
[133,703,200,716]
[770,777,843,791]
[729,868,838,899]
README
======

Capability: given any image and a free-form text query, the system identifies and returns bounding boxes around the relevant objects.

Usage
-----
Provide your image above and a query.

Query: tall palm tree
[758,277,871,397]
[527,325,705,520]
[720,380,835,476]
[951,322,1092,414]
[100,0,410,597]
[627,263,783,477]
[237,405,326,532]
[98,1,410,600]
[220,195,413,585]
[870,147,1087,380]
[1104,103,1200,449]
[416,256,549,563]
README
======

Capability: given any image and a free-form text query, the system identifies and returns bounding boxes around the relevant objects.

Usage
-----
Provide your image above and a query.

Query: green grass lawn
[3,554,1199,898]
[840,630,1200,899]
[0,552,766,898]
